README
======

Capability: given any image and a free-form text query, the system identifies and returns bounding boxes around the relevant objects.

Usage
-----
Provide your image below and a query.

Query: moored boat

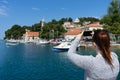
[6,42,19,46]
[5,39,19,46]
[35,39,49,45]
[53,42,80,51]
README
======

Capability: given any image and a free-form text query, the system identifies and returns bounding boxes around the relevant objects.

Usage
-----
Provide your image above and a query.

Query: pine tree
[101,0,120,34]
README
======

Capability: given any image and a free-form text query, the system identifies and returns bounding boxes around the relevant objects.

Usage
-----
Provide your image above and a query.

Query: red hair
[92,30,113,66]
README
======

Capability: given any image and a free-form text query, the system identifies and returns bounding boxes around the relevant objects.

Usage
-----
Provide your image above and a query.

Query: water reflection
[0,41,119,80]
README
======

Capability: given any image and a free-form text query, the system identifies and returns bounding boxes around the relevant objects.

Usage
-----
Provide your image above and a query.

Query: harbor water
[0,40,120,80]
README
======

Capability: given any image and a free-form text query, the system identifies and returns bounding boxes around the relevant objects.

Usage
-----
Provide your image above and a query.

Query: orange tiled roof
[87,22,102,27]
[27,32,39,37]
[65,28,82,35]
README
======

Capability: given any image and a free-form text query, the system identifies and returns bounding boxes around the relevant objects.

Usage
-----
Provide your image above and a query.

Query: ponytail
[101,47,113,66]
[92,30,113,66]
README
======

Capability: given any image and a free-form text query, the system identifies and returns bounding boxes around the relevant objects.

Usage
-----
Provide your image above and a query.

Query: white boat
[36,39,49,45]
[50,39,66,45]
[6,42,19,46]
[5,39,19,46]
[53,42,80,51]
[6,39,19,43]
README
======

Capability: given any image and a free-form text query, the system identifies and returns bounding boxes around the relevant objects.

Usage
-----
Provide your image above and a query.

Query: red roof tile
[65,28,82,35]
[87,22,102,27]
[27,32,39,37]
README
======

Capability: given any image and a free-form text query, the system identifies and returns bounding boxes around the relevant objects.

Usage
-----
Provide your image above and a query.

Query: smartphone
[83,31,92,36]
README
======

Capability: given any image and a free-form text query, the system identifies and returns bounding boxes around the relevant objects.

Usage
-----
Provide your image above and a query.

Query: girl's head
[92,30,113,66]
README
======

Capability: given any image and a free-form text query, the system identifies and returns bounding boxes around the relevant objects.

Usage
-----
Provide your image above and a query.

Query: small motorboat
[6,41,19,46]
[5,39,19,46]
[36,39,49,45]
[53,42,80,51]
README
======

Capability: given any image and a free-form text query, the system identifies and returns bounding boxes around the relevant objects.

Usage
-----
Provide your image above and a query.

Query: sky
[0,0,111,39]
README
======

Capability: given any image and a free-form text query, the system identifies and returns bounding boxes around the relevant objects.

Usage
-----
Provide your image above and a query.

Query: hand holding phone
[83,31,92,36]
[76,31,83,40]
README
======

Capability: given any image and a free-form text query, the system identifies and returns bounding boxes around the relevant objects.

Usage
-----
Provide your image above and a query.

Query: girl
[68,30,119,80]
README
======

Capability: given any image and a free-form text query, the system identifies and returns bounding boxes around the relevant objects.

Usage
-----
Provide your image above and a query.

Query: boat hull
[53,42,79,51]
[53,47,69,51]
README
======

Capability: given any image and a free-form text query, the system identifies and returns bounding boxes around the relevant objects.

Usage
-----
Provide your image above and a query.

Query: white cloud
[2,0,8,4]
[90,16,101,19]
[61,8,65,10]
[0,0,8,4]
[32,7,40,11]
[0,5,7,9]
[0,0,8,16]
[61,8,67,10]
[0,7,7,16]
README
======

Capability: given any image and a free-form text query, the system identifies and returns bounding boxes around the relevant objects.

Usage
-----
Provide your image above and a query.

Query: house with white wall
[64,28,82,41]
[22,29,39,42]
[63,22,75,29]
[74,18,80,23]
[86,22,103,30]
[63,18,81,30]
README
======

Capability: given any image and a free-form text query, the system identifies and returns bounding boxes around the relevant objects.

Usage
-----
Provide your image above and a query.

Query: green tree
[5,24,22,39]
[31,23,41,31]
[41,19,66,39]
[101,0,120,34]
[79,17,99,26]
[5,29,13,39]
[59,18,68,24]
[67,17,73,22]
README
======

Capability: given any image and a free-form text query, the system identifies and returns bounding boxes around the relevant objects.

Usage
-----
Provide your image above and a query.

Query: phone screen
[83,31,92,36]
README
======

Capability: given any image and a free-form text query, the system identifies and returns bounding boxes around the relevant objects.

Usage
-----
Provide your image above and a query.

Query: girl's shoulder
[111,52,118,58]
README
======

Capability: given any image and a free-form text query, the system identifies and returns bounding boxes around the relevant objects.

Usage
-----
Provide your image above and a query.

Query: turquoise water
[0,40,120,80]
